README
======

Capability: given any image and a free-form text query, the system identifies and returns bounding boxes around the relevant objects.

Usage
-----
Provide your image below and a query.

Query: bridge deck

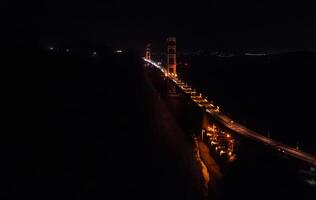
[144,58,316,167]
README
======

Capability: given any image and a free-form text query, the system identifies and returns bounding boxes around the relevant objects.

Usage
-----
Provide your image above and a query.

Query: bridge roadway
[143,58,316,167]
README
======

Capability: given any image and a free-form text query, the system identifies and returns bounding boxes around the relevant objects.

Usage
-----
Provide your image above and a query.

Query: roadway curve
[207,109,316,167]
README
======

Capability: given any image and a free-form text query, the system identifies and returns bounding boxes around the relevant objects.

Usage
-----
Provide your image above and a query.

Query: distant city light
[49,47,54,51]
[93,51,97,56]
[66,49,70,52]
[115,50,123,53]
[245,53,266,56]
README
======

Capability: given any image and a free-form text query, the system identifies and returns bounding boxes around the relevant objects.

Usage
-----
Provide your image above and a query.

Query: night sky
[5,0,316,52]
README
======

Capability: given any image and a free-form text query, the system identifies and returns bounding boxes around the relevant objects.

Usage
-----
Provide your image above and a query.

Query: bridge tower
[145,44,151,67]
[166,37,177,76]
[145,44,151,60]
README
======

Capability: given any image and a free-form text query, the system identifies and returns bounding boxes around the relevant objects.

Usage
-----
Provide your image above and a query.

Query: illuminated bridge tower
[145,44,151,67]
[145,44,151,60]
[166,37,177,76]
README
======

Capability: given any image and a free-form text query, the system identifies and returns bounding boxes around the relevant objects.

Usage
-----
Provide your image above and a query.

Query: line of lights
[144,58,316,166]
[144,58,235,159]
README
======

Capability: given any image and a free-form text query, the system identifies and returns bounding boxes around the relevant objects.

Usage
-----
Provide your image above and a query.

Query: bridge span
[143,58,316,167]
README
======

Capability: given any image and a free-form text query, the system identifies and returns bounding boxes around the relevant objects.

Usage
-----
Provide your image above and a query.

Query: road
[144,58,316,167]
[210,110,316,167]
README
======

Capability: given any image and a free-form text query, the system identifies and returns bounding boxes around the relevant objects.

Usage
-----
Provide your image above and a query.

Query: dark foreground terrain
[1,43,202,200]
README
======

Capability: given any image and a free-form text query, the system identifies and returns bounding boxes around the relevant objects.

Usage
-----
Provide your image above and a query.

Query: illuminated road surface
[210,110,316,167]
[144,58,316,167]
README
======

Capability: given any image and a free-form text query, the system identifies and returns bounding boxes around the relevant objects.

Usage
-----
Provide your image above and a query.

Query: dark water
[174,53,316,199]
[2,44,204,200]
[178,52,316,155]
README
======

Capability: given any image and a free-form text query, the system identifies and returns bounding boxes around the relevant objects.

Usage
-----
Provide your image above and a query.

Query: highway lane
[144,58,316,167]
[210,110,316,167]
